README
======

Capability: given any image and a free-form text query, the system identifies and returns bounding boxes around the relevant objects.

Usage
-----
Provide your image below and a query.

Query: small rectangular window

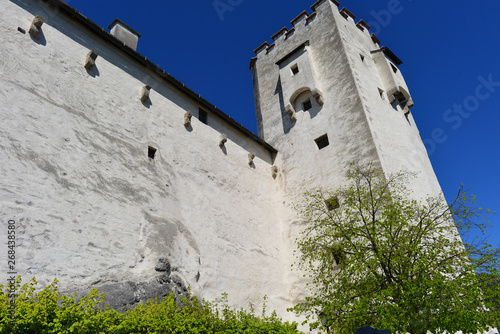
[391,63,398,73]
[148,146,157,160]
[315,134,329,150]
[199,109,207,124]
[303,99,312,111]
[325,196,340,211]
[291,64,299,75]
[360,54,365,62]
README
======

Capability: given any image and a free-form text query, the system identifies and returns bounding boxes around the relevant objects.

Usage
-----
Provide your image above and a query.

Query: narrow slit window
[405,112,411,125]
[315,134,329,150]
[378,88,385,101]
[391,63,398,73]
[360,54,365,62]
[325,196,340,211]
[148,146,157,160]
[303,99,312,111]
[291,64,299,75]
[199,108,208,124]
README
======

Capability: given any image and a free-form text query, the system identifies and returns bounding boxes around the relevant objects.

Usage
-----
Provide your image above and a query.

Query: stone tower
[249,1,445,313]
[251,0,442,202]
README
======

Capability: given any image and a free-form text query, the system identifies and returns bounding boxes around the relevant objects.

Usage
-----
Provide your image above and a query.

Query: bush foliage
[0,277,301,334]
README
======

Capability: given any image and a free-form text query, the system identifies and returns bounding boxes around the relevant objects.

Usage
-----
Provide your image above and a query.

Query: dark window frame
[148,146,157,160]
[405,112,411,126]
[325,196,340,211]
[391,63,398,73]
[315,134,329,150]
[378,88,385,100]
[303,99,312,111]
[198,108,208,124]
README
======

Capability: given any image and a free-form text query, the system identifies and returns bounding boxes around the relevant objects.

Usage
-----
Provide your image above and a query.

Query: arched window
[290,87,323,114]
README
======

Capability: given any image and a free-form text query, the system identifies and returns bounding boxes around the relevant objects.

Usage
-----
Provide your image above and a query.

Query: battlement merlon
[271,27,289,41]
[356,20,371,32]
[250,0,385,63]
[339,7,355,20]
[311,0,339,12]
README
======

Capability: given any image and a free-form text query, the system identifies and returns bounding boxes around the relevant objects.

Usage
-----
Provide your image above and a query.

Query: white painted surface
[0,0,446,329]
[0,0,288,317]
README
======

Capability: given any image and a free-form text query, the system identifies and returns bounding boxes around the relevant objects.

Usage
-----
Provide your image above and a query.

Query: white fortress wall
[0,0,451,326]
[0,0,290,314]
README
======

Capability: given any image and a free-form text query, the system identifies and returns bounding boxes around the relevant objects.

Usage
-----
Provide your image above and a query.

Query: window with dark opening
[325,196,340,211]
[303,99,312,111]
[378,88,385,101]
[148,146,157,160]
[391,63,398,73]
[395,92,408,109]
[360,54,365,62]
[291,64,299,75]
[199,108,208,124]
[405,113,411,126]
[332,245,346,265]
[315,134,329,150]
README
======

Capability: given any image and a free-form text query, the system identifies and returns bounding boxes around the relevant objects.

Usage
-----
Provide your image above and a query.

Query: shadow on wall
[277,79,324,134]
[12,0,275,165]
[86,65,100,78]
[292,88,322,119]
[141,211,201,292]
[11,0,193,118]
[30,27,47,46]
[276,77,295,135]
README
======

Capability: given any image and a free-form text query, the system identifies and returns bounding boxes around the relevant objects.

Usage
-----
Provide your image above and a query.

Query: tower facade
[249,1,444,313]
[251,0,441,202]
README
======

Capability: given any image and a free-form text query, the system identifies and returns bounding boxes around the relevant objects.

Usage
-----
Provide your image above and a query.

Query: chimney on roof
[108,18,141,51]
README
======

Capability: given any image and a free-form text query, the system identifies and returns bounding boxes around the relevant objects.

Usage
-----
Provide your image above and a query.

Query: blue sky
[66,0,500,248]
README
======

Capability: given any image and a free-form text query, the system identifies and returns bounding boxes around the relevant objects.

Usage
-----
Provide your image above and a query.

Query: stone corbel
[285,104,297,122]
[29,15,44,38]
[312,88,324,106]
[271,166,278,179]
[84,50,99,70]
[183,112,193,127]
[140,85,151,102]
[248,153,256,165]
[406,98,414,109]
[219,134,227,148]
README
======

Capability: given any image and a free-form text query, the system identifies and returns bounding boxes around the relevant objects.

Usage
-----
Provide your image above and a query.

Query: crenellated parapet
[250,0,382,68]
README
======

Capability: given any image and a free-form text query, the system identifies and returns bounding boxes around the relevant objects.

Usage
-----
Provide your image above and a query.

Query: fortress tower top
[250,0,438,200]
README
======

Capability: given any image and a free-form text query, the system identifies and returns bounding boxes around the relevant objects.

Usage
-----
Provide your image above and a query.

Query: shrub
[0,277,301,334]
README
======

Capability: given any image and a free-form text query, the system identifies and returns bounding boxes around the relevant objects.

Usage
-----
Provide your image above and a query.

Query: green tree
[291,163,500,334]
